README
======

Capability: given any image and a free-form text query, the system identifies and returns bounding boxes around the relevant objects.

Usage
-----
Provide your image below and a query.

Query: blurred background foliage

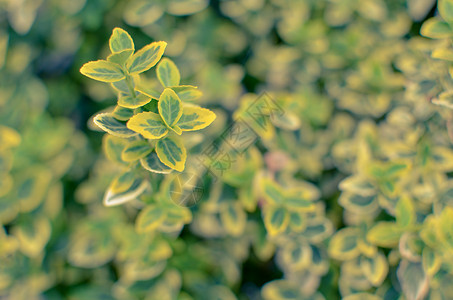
[1,0,453,299]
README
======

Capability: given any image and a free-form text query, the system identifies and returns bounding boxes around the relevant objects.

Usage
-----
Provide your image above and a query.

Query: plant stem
[125,73,136,98]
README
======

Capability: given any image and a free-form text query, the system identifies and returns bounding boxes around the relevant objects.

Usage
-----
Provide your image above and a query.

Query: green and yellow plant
[80,28,215,206]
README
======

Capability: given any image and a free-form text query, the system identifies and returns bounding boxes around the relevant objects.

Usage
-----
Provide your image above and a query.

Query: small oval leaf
[118,93,152,109]
[155,135,187,172]
[156,57,180,87]
[127,112,168,139]
[109,27,134,53]
[140,151,173,174]
[127,41,167,74]
[176,105,216,131]
[94,113,138,137]
[136,205,167,233]
[158,88,183,127]
[121,140,152,162]
[80,60,125,82]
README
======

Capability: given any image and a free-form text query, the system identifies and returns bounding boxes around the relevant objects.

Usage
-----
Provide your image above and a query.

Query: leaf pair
[261,179,318,236]
[127,88,215,139]
[80,28,167,82]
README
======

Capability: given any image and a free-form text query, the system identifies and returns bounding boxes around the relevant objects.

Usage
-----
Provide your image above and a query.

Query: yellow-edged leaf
[112,106,134,121]
[171,85,202,101]
[158,88,183,127]
[103,177,148,206]
[109,170,136,194]
[80,60,125,82]
[93,113,138,137]
[103,135,129,164]
[118,92,152,109]
[367,222,403,248]
[156,57,180,87]
[136,205,166,233]
[176,104,216,131]
[264,206,289,236]
[121,140,152,162]
[395,196,415,228]
[0,126,21,150]
[220,201,247,236]
[127,112,168,139]
[328,228,361,260]
[420,17,453,39]
[261,179,285,205]
[109,27,134,53]
[140,151,173,174]
[360,252,389,286]
[107,49,134,65]
[155,135,187,172]
[127,41,167,74]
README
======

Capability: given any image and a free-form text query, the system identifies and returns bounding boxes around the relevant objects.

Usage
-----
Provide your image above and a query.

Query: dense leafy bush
[1,0,453,299]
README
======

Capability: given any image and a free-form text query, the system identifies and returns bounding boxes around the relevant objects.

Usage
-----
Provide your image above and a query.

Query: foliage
[1,0,453,300]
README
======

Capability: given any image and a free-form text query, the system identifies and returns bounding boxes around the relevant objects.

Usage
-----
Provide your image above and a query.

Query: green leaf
[280,243,312,270]
[328,228,361,260]
[126,41,167,74]
[0,125,21,150]
[367,222,403,247]
[439,0,453,23]
[261,280,303,300]
[288,211,306,232]
[13,217,51,257]
[103,135,129,164]
[261,179,285,205]
[158,88,183,127]
[155,135,187,172]
[338,192,378,214]
[397,260,429,300]
[176,105,216,131]
[111,77,135,94]
[135,205,166,233]
[395,196,415,228]
[438,207,453,247]
[140,152,173,174]
[80,60,125,82]
[432,47,453,61]
[422,247,441,277]
[107,49,134,66]
[284,195,314,210]
[264,206,289,236]
[94,113,138,137]
[68,228,115,268]
[127,112,168,139]
[342,294,382,300]
[420,215,441,248]
[109,27,134,53]
[156,58,180,87]
[112,106,134,121]
[171,85,202,101]
[220,202,246,236]
[270,112,301,130]
[360,252,388,286]
[420,17,453,39]
[339,175,376,196]
[121,140,152,162]
[103,177,148,206]
[118,93,152,109]
[135,80,161,99]
[109,170,137,194]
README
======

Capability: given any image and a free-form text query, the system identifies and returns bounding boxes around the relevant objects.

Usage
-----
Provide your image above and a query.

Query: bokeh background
[2,0,453,299]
